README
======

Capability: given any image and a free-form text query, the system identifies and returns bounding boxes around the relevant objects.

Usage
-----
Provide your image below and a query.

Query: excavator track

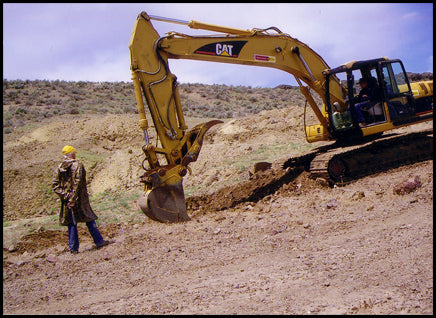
[307,128,433,185]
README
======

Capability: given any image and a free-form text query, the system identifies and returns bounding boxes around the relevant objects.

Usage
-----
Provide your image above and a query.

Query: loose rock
[351,191,365,200]
[316,178,330,187]
[326,199,339,209]
[7,244,17,252]
[393,176,422,195]
[46,254,57,263]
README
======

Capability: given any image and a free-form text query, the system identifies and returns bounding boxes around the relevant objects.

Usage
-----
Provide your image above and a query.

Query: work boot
[70,250,79,254]
[96,240,111,249]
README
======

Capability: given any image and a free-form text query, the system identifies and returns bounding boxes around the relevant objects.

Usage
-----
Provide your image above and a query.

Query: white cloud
[402,12,419,20]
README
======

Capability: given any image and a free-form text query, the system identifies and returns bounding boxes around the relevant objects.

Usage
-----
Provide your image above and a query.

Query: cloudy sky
[3,3,433,87]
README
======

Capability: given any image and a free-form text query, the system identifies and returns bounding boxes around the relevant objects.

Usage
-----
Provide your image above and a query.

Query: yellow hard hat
[62,145,76,155]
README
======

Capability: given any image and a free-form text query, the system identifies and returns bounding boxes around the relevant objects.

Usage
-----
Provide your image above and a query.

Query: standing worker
[52,145,110,254]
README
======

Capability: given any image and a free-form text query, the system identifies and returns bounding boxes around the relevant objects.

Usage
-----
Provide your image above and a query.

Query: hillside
[3,79,309,134]
[2,78,433,314]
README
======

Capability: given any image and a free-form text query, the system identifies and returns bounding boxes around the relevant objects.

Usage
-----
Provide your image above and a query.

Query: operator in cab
[353,77,381,127]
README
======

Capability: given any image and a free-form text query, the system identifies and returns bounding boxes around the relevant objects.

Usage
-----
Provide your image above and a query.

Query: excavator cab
[324,59,384,139]
[324,58,432,142]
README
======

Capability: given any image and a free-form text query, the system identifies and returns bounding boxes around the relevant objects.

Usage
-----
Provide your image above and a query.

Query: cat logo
[216,43,233,56]
[194,41,247,58]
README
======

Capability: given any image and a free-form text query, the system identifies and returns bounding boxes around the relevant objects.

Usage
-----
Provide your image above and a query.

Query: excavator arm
[128,11,347,222]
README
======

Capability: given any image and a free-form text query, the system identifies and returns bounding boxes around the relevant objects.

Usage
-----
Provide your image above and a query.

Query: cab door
[379,60,416,121]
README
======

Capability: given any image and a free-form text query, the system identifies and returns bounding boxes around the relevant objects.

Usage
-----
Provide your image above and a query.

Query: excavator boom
[129,11,339,222]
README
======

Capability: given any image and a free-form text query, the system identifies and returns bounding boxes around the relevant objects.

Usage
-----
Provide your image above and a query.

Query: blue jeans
[355,100,375,123]
[68,220,103,252]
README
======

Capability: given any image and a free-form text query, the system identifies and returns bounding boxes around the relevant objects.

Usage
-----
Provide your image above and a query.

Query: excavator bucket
[138,181,190,223]
[137,120,222,223]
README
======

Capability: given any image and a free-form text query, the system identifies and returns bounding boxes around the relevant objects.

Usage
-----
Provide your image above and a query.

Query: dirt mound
[187,160,304,213]
[14,229,68,254]
[12,223,127,254]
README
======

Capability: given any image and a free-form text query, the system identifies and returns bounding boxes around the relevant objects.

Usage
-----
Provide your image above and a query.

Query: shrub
[77,81,87,88]
[15,107,27,114]
[12,81,25,89]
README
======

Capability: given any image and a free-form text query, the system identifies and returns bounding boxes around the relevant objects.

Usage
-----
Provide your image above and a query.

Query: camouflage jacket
[52,158,98,226]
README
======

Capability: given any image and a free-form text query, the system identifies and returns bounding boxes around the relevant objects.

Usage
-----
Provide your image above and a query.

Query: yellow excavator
[129,12,433,222]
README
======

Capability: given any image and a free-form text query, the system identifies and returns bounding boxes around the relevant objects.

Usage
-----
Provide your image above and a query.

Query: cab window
[381,61,410,98]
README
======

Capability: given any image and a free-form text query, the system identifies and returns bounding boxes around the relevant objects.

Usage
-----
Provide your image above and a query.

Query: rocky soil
[2,106,433,314]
